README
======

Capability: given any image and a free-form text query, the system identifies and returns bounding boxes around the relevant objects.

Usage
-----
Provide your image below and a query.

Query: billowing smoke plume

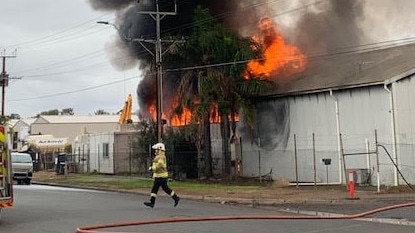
[89,0,371,148]
[283,0,366,55]
[88,0,247,119]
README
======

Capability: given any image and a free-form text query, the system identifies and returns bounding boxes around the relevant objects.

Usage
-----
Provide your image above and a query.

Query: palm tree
[164,6,271,178]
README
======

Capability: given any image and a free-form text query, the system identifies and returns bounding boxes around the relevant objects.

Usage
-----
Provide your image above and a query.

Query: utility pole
[98,1,181,142]
[1,50,17,119]
[135,1,178,143]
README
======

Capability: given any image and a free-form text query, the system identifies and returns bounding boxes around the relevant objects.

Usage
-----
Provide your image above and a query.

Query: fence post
[313,133,316,188]
[375,129,380,193]
[258,137,261,184]
[294,134,298,188]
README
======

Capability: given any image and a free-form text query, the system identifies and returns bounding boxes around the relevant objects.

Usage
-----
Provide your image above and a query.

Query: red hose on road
[77,202,415,233]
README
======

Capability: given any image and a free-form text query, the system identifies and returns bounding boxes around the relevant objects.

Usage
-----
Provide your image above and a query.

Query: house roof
[33,115,139,124]
[267,42,415,96]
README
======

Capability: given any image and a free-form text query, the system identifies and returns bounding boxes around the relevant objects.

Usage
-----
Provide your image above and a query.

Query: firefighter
[144,142,180,208]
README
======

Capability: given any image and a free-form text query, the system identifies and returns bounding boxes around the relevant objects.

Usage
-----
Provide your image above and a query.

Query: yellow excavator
[119,94,133,124]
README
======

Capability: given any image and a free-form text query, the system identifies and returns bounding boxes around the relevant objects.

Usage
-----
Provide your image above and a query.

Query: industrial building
[238,43,415,186]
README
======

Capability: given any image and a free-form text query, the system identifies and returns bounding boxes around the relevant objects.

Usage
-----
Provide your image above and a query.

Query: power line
[164,36,415,73]
[4,13,113,50]
[11,34,415,104]
[8,75,140,102]
[6,0,415,104]
[0,0,377,82]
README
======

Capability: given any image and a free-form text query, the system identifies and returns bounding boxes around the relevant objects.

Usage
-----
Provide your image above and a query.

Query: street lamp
[97,21,131,42]
[97,1,177,143]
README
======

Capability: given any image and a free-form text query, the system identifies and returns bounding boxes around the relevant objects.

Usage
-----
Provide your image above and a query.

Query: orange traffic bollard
[348,170,356,199]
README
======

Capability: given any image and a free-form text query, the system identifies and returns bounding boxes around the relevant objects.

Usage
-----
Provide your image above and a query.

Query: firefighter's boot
[172,194,180,207]
[144,196,155,208]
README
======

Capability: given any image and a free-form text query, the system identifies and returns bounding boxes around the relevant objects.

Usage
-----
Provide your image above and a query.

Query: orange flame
[170,107,193,126]
[148,18,301,127]
[246,17,307,79]
[149,102,238,127]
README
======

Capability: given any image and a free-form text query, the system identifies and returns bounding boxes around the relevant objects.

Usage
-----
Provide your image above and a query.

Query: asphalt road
[0,184,414,233]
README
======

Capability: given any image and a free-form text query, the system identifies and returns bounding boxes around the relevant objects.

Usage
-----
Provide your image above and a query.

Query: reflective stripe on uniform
[0,201,13,208]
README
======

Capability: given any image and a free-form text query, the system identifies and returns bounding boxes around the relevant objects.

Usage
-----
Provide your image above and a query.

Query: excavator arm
[119,94,133,124]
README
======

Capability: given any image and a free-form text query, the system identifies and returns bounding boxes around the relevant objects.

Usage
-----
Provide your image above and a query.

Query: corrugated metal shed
[34,115,139,124]
[30,115,140,144]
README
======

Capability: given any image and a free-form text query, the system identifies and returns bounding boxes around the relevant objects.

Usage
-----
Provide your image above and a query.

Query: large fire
[149,17,306,126]
[149,102,225,126]
[246,17,307,79]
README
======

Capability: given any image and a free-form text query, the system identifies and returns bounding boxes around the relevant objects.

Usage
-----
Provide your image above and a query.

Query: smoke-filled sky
[1,0,415,119]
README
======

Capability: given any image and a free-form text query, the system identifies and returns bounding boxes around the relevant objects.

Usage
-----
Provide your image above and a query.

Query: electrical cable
[8,0,413,81]
[7,0,415,101]
[8,75,141,102]
[377,144,415,191]
[4,13,113,50]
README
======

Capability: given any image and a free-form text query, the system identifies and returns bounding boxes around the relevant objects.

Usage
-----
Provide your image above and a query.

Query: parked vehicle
[11,152,33,185]
[0,125,13,219]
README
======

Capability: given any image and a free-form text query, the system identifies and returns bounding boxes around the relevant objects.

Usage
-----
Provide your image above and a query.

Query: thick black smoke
[90,0,243,70]
[88,0,245,119]
[88,0,367,149]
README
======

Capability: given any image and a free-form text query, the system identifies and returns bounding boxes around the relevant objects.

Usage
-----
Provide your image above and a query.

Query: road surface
[0,185,413,233]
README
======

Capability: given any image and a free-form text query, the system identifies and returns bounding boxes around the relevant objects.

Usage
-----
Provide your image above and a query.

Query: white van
[11,152,33,185]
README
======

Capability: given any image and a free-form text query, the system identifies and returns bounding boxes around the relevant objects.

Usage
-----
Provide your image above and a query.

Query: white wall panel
[239,85,411,185]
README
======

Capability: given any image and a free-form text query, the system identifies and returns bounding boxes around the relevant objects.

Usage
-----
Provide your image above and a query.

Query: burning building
[90,0,415,186]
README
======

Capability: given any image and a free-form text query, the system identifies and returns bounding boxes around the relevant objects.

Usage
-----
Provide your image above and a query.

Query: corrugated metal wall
[238,84,414,186]
[393,75,415,185]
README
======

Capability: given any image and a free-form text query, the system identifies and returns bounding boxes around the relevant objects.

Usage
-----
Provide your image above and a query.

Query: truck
[11,152,33,185]
[0,125,13,219]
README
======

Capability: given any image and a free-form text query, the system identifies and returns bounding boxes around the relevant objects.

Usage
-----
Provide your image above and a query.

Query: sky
[2,0,415,120]
[0,0,141,119]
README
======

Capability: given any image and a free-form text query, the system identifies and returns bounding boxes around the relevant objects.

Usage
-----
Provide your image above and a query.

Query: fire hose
[77,202,415,233]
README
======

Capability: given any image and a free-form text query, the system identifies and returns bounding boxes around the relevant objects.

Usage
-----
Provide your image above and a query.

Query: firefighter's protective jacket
[151,153,168,178]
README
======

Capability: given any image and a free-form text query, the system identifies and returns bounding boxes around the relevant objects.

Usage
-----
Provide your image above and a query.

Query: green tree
[165,6,271,177]
[95,109,110,115]
[131,117,157,173]
[61,108,74,115]
[38,109,59,116]
[37,108,75,117]
[9,113,21,120]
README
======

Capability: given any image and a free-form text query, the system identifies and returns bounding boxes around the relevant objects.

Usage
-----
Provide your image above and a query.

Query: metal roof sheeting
[267,43,415,96]
[34,115,139,124]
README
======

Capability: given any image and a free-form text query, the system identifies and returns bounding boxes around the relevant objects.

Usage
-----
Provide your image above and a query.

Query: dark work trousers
[151,177,173,196]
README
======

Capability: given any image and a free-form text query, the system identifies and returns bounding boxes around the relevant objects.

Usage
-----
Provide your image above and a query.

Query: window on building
[103,143,109,158]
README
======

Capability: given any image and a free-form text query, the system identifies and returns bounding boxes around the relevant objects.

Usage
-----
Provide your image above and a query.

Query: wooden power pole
[1,50,17,118]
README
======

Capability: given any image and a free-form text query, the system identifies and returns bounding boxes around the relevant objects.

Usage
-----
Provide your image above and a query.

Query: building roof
[7,119,19,127]
[26,134,69,150]
[267,43,415,96]
[33,115,139,124]
[21,118,36,125]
